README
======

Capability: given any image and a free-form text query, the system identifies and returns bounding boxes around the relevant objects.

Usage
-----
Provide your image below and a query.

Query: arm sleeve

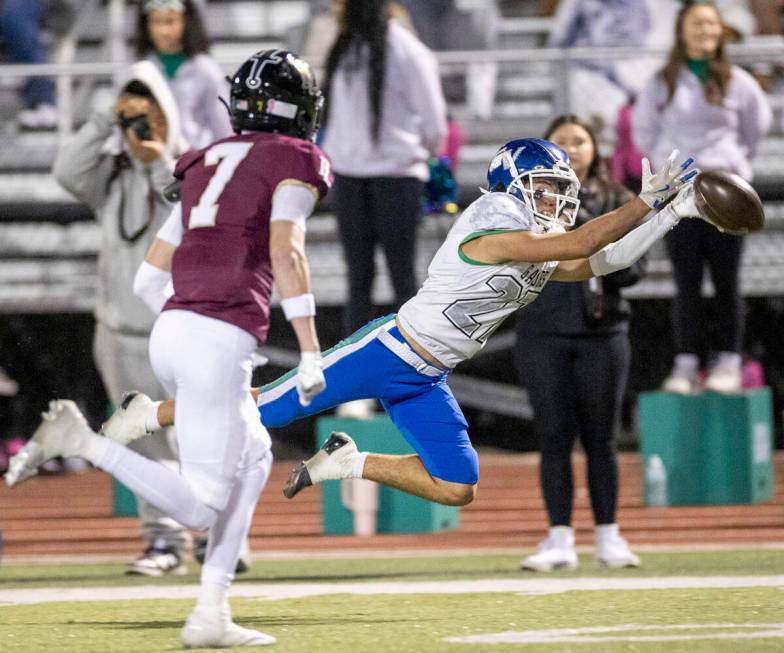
[631,77,663,156]
[156,204,184,246]
[736,69,773,162]
[589,207,677,277]
[52,110,115,209]
[270,183,318,232]
[405,47,448,155]
[133,261,173,314]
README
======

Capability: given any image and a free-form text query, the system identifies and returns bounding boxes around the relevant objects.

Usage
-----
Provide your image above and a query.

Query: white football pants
[149,309,272,585]
[149,310,271,511]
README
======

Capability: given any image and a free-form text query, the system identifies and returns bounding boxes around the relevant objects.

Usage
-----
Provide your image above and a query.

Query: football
[693,170,765,235]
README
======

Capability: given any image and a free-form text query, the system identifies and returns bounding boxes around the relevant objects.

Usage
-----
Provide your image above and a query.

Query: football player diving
[10,138,709,569]
[94,139,708,510]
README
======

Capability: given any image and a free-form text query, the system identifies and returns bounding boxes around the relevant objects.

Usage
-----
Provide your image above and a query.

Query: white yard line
[0,575,782,606]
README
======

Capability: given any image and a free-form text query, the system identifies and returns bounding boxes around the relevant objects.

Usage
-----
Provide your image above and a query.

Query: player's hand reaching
[665,182,700,221]
[296,352,326,406]
[639,149,698,209]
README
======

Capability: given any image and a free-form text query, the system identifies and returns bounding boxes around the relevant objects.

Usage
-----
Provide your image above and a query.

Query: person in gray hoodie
[53,60,191,576]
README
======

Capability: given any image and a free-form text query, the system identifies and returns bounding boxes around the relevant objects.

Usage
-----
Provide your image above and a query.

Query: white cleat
[521,526,579,572]
[101,391,157,445]
[283,432,359,499]
[181,608,276,649]
[595,524,640,568]
[4,400,93,487]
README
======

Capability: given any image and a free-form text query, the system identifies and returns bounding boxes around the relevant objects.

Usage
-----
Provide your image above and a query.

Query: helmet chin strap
[218,96,240,134]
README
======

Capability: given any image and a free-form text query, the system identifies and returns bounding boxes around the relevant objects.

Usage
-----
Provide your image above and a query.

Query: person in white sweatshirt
[322,0,447,337]
[633,1,772,394]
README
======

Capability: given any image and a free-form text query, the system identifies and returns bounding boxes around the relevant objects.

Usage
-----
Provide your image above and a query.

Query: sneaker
[661,353,700,395]
[595,524,640,568]
[126,546,187,577]
[17,103,57,131]
[521,526,579,572]
[335,399,375,419]
[283,432,358,499]
[704,352,743,394]
[194,537,251,574]
[4,400,93,487]
[101,391,156,445]
[182,606,276,648]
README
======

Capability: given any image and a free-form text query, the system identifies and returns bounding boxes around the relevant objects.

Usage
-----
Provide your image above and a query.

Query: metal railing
[2,31,782,140]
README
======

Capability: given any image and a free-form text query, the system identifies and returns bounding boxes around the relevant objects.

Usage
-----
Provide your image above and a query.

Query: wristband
[281,293,316,320]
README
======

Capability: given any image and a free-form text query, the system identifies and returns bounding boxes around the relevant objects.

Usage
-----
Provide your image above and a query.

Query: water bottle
[645,455,669,507]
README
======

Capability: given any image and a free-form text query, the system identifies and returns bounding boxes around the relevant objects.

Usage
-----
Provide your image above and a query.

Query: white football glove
[101,391,159,445]
[296,351,326,406]
[666,182,700,220]
[639,149,698,209]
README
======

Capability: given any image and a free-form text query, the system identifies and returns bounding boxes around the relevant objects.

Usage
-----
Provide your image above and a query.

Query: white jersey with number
[397,192,560,368]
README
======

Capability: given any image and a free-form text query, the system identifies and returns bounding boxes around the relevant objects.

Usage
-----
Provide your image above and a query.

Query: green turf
[1,549,782,589]
[0,587,782,652]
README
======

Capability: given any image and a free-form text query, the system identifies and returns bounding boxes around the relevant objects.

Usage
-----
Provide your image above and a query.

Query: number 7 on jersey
[188,142,254,229]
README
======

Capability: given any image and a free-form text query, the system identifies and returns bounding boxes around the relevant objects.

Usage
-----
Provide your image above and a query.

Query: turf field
[1,549,782,652]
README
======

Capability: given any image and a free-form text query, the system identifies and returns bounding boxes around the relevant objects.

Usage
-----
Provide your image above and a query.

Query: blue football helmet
[486,138,581,228]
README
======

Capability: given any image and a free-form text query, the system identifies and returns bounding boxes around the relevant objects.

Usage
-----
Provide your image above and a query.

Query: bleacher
[1,0,784,314]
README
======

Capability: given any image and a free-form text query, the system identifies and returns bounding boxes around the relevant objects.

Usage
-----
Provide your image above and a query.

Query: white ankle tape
[352,451,368,478]
[145,401,162,432]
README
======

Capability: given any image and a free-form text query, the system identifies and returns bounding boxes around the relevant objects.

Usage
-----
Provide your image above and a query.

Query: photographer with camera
[53,60,191,576]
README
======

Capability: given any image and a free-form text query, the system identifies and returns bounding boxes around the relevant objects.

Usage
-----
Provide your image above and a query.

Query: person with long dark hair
[633,0,771,394]
[136,0,231,148]
[322,0,447,340]
[516,115,643,571]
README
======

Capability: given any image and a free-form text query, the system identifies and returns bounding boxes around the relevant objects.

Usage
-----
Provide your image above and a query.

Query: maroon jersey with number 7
[163,131,332,342]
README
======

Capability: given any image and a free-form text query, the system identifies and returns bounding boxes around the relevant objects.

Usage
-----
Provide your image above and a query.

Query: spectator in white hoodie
[633,0,771,394]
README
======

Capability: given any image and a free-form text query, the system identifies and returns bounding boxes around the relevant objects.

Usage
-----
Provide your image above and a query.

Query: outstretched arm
[463,150,696,266]
[553,183,700,281]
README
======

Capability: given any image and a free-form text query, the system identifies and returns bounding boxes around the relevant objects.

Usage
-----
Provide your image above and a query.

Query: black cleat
[282,432,357,499]
[283,463,312,499]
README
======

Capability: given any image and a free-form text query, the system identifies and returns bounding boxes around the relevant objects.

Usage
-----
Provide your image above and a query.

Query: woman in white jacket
[322,0,447,339]
[633,0,771,394]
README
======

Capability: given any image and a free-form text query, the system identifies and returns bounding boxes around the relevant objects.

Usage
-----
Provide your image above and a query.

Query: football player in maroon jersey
[5,49,331,649]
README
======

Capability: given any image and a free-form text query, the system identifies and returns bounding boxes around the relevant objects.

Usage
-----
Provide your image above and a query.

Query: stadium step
[0,451,781,558]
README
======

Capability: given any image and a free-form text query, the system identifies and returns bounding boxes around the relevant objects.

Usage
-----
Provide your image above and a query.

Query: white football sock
[352,451,369,478]
[201,451,272,590]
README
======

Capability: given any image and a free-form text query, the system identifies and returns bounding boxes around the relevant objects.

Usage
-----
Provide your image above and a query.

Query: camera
[118,113,153,141]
